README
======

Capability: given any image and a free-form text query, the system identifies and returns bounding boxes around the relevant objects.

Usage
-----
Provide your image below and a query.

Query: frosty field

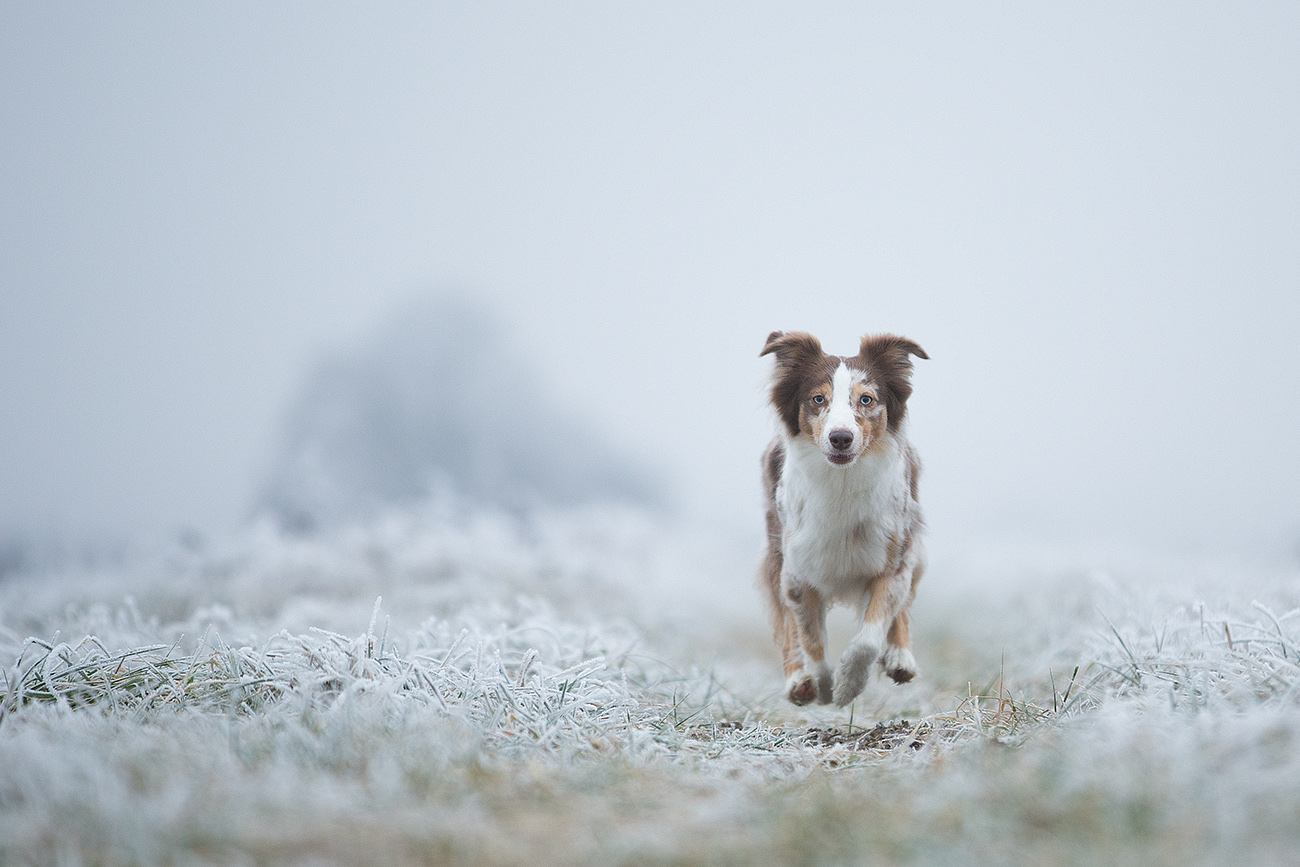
[3,504,1300,866]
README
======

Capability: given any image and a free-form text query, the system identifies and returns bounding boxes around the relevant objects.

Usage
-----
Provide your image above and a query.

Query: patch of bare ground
[804,719,933,752]
[686,717,964,756]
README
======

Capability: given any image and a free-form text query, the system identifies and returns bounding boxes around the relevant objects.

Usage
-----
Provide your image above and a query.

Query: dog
[759,331,928,707]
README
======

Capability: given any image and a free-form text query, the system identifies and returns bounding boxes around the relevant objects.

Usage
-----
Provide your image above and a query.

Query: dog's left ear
[858,334,928,430]
[859,335,928,364]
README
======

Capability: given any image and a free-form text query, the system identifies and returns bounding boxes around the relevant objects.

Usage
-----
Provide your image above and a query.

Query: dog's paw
[881,645,918,684]
[785,672,817,706]
[832,638,880,707]
[785,662,833,706]
[813,662,833,705]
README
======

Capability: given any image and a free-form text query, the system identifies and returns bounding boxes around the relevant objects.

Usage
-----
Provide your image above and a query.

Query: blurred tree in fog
[256,294,663,532]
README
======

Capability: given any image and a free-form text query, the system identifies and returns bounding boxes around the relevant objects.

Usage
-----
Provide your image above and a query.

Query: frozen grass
[3,505,1300,865]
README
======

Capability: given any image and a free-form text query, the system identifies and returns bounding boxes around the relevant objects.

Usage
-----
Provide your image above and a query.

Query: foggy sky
[2,3,1298,558]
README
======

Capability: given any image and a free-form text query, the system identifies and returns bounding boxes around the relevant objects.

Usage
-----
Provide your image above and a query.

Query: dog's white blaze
[821,361,858,451]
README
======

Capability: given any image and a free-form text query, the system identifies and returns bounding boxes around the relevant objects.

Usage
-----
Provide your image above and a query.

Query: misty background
[2,3,1298,566]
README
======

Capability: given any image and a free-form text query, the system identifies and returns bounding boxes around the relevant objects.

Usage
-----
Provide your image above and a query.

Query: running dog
[759,331,928,707]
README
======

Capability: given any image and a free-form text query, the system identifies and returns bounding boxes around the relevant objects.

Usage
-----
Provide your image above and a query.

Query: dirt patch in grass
[804,719,932,752]
[685,718,947,756]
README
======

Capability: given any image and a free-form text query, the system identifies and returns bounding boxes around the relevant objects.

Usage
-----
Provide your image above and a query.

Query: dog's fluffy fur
[759,331,929,707]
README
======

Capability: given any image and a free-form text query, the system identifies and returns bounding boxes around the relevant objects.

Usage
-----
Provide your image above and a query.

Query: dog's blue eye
[859,395,873,406]
[812,395,825,404]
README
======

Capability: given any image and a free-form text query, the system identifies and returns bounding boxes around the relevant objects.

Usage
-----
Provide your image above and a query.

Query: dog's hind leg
[882,609,918,683]
[881,558,924,683]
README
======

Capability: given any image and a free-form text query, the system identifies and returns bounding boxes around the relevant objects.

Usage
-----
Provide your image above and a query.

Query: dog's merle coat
[759,331,928,707]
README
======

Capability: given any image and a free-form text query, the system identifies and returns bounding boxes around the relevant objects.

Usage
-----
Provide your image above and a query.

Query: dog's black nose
[828,429,854,450]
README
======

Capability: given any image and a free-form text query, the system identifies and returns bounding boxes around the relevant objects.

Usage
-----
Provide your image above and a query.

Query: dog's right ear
[760,330,823,365]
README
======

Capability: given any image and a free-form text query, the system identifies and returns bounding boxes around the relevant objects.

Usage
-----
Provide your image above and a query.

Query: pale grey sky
[2,3,1298,557]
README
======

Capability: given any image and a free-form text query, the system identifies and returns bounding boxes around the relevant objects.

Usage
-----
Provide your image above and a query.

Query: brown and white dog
[759,331,928,707]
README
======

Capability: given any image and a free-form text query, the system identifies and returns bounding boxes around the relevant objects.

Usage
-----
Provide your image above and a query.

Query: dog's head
[761,331,928,466]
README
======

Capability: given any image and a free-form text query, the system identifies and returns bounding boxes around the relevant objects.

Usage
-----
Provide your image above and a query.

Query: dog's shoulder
[901,437,922,503]
[761,437,785,497]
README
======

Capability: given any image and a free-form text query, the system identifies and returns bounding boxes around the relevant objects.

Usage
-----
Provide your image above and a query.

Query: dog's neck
[781,426,905,493]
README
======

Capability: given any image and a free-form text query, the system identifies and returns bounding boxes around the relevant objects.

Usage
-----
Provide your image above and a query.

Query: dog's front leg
[781,579,832,705]
[833,569,912,706]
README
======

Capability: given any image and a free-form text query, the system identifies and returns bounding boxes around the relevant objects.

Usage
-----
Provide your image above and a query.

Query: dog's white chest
[776,441,907,600]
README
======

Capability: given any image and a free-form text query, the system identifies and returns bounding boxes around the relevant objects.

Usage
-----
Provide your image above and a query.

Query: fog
[256,295,664,531]
[3,3,1298,560]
